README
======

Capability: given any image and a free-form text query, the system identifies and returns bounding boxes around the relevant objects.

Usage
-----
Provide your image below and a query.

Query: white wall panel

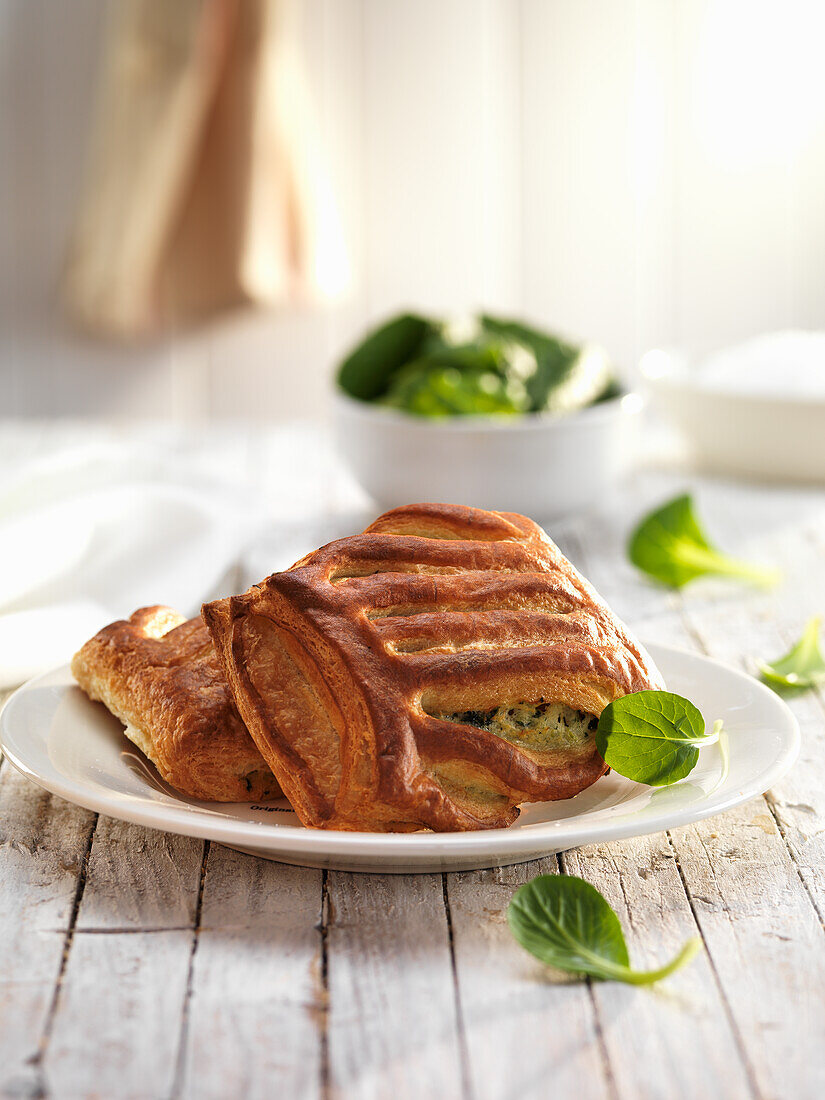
[520,0,640,367]
[670,0,799,353]
[204,0,368,423]
[360,0,521,319]
[0,0,823,420]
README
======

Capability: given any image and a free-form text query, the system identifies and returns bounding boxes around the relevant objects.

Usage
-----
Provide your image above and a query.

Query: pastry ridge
[203,503,665,831]
[71,606,281,802]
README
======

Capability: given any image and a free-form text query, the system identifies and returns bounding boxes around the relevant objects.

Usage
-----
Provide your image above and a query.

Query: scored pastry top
[203,503,664,832]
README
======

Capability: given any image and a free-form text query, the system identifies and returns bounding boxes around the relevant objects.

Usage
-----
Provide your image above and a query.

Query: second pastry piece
[203,502,664,832]
[72,607,282,802]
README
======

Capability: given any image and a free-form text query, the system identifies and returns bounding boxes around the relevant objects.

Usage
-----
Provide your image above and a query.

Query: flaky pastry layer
[71,606,281,802]
[203,503,664,832]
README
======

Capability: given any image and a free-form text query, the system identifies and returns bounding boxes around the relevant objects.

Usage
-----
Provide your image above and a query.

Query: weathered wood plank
[564,837,754,1100]
[44,929,193,1099]
[75,815,204,931]
[568,475,825,1099]
[667,487,825,1099]
[668,802,825,1098]
[673,583,825,924]
[577,473,825,1100]
[765,678,825,928]
[180,846,324,1100]
[446,857,612,1100]
[42,821,203,1096]
[0,766,95,1100]
[683,495,825,925]
[325,872,465,1100]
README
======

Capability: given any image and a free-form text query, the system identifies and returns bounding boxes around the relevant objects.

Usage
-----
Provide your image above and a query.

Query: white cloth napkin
[0,439,261,689]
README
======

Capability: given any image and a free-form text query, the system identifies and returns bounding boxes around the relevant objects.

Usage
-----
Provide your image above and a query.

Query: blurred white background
[1,0,824,422]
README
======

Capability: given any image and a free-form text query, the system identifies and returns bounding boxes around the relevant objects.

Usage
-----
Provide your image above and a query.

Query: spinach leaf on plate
[508,874,701,985]
[596,689,719,786]
[628,494,780,589]
[760,617,825,693]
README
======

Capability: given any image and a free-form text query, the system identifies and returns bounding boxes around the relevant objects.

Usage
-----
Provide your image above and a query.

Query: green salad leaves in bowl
[337,312,621,419]
[333,311,640,517]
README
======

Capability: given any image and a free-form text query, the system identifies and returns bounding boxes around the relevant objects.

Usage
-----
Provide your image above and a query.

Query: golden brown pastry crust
[71,606,281,802]
[203,503,664,831]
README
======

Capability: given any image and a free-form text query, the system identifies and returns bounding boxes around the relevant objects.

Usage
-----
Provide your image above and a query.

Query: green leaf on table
[336,313,433,400]
[628,494,780,589]
[759,617,825,693]
[596,689,718,786]
[507,874,701,985]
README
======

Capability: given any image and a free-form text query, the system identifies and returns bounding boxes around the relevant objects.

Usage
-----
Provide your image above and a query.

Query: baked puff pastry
[203,503,664,832]
[72,607,282,802]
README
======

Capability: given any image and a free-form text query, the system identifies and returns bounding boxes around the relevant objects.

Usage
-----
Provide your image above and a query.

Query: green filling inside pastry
[439,702,597,753]
[428,766,512,806]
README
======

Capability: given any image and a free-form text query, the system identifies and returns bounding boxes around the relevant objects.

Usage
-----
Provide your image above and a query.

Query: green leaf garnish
[759,617,825,693]
[628,494,780,589]
[596,690,720,786]
[508,874,701,985]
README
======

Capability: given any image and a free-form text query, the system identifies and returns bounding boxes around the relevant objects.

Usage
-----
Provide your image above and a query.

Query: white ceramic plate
[0,643,799,873]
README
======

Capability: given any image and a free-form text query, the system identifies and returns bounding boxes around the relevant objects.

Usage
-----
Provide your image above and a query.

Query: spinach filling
[439,701,598,754]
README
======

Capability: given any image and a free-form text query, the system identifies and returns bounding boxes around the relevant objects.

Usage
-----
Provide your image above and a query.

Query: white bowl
[641,350,825,483]
[333,391,642,518]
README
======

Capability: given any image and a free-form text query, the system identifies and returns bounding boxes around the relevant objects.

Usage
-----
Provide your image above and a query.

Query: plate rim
[0,642,801,861]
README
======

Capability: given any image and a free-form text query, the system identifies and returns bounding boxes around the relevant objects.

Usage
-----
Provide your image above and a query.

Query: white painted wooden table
[2,422,825,1100]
